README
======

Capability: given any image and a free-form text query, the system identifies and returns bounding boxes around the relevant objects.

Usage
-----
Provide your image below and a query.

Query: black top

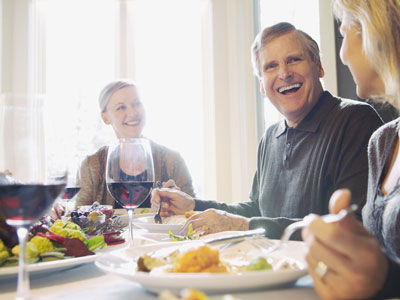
[195,91,383,239]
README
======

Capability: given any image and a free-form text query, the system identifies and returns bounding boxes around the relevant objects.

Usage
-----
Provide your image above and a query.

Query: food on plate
[159,288,210,300]
[245,256,272,271]
[136,244,286,274]
[134,208,151,215]
[168,224,200,241]
[184,210,198,218]
[63,202,112,233]
[0,218,125,268]
[175,245,227,273]
[159,289,241,300]
[0,239,10,265]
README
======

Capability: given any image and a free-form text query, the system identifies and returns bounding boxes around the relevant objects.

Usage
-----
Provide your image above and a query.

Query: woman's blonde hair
[333,0,400,106]
[98,79,137,112]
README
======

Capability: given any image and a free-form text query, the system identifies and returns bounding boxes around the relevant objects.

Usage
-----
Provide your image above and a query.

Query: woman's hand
[50,201,65,220]
[302,189,388,300]
[180,209,250,235]
[151,185,195,216]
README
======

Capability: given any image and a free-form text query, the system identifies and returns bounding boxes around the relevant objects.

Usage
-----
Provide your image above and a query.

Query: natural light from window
[39,0,206,196]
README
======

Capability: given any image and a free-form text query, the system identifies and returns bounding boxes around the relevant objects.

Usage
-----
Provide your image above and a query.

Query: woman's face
[339,13,385,99]
[101,86,146,138]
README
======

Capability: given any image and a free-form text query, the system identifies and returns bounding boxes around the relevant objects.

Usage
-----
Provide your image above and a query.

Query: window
[257,0,323,129]
[38,0,206,196]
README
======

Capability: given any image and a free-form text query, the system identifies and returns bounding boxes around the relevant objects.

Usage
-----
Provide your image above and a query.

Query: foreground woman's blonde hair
[333,0,400,107]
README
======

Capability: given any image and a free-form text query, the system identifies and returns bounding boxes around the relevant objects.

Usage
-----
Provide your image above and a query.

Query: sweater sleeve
[75,156,96,207]
[370,256,400,299]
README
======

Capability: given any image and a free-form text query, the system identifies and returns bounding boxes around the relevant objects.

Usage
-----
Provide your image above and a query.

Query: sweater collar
[275,91,336,138]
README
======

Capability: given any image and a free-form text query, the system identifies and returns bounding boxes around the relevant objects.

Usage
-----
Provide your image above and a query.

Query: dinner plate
[0,242,126,280]
[95,239,308,293]
[133,215,186,234]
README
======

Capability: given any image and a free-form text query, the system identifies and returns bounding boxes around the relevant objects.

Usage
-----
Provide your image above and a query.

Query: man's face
[258,31,324,127]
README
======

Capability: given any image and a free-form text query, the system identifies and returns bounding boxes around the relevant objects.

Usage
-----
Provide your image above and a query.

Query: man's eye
[288,57,302,64]
[264,64,277,71]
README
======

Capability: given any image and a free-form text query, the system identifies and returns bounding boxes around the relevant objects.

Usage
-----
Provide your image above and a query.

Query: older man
[152,22,383,239]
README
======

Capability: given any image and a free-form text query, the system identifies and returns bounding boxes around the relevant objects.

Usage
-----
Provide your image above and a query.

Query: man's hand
[151,186,195,216]
[302,189,388,300]
[180,209,250,235]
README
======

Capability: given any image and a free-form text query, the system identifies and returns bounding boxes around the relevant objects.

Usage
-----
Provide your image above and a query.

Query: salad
[0,216,125,268]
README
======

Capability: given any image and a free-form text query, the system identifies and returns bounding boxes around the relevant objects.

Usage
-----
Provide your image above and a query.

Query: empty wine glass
[0,94,67,300]
[105,138,154,245]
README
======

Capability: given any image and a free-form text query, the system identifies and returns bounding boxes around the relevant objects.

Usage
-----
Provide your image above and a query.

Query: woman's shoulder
[148,139,182,160]
[82,146,109,167]
[370,118,400,148]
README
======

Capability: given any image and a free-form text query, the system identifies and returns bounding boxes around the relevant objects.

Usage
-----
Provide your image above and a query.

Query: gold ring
[314,261,328,279]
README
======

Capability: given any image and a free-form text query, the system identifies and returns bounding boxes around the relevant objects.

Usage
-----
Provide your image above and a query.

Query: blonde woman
[76,80,196,208]
[302,1,400,299]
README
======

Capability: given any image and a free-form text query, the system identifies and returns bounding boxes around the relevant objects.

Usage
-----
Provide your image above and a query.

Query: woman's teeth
[125,120,140,126]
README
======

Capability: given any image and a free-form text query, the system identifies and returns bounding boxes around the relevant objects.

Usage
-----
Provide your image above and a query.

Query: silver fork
[236,204,358,255]
[154,181,163,224]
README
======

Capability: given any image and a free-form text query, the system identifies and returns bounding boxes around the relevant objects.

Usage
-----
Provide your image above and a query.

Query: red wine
[0,184,66,226]
[63,187,81,199]
[107,181,153,209]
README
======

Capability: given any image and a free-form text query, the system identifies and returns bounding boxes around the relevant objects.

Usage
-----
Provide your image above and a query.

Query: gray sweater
[196,91,383,239]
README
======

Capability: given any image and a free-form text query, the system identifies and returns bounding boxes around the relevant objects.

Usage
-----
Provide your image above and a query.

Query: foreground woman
[302,1,400,299]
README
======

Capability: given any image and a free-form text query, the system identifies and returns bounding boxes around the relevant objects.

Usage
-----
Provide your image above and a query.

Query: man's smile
[277,83,302,95]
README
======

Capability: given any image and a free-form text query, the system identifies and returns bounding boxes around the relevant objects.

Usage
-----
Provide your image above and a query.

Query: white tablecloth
[0,262,319,300]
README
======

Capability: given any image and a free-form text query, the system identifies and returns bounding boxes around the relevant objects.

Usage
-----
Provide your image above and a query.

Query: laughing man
[151,22,383,239]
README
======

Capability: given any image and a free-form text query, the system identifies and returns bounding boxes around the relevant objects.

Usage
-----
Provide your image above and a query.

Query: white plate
[0,243,125,280]
[133,215,186,234]
[95,239,307,293]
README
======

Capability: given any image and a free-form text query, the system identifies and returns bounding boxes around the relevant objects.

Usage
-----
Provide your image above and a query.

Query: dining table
[0,216,321,300]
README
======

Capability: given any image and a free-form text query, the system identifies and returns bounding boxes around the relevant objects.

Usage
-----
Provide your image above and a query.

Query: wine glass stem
[127,209,134,245]
[16,226,30,300]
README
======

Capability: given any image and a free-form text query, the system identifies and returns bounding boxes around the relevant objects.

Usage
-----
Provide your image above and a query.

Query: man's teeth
[278,83,301,93]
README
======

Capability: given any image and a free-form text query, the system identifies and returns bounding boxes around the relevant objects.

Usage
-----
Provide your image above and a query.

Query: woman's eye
[117,105,126,111]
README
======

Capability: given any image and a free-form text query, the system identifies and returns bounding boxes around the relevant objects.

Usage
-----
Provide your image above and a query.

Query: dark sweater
[195,91,383,239]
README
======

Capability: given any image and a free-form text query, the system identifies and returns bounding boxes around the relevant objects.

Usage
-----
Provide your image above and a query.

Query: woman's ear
[101,112,111,125]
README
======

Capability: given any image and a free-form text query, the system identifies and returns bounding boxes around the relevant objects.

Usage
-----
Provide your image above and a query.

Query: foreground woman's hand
[180,209,250,235]
[302,189,388,300]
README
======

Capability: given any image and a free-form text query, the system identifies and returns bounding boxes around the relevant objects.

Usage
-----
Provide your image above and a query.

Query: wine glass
[0,94,67,300]
[62,166,81,215]
[105,138,154,245]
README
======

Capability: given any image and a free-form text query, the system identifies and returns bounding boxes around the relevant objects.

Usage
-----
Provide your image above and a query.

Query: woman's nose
[126,106,137,116]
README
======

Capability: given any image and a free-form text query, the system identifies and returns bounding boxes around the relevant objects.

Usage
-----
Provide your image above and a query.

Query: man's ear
[317,59,325,78]
[259,79,266,95]
[101,112,111,125]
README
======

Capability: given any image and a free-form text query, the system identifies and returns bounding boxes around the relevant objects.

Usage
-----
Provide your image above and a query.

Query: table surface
[0,226,320,300]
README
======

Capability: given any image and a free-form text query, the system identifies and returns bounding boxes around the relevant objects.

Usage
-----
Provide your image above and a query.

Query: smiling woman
[73,80,196,210]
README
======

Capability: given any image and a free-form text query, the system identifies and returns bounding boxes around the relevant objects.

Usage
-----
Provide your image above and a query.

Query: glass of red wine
[105,138,154,245]
[0,95,67,300]
[62,167,81,215]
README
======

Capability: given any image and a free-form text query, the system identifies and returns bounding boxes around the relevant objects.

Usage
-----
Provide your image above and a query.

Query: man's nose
[278,64,293,80]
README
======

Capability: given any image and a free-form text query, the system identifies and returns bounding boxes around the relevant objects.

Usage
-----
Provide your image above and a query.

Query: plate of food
[95,238,307,293]
[0,215,125,279]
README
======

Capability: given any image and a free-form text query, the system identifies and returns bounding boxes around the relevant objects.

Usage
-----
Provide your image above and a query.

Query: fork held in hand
[154,181,163,224]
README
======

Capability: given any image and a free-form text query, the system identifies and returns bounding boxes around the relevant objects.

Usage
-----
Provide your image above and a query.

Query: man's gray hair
[99,79,137,112]
[251,22,321,78]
